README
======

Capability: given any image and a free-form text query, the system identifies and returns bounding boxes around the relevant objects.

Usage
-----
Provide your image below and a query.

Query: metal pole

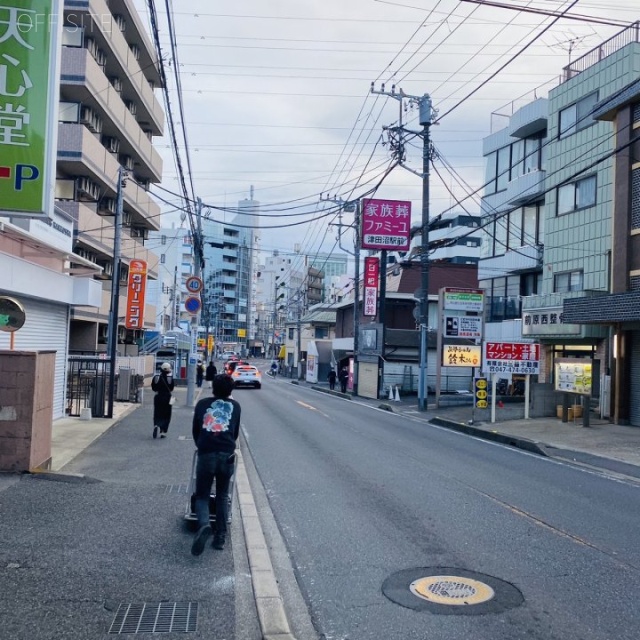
[418,94,433,412]
[107,165,125,418]
[378,249,387,399]
[186,197,203,407]
[352,200,361,396]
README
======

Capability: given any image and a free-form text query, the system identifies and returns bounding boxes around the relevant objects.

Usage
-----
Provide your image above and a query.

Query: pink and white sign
[361,198,411,250]
[483,342,540,375]
[363,256,379,317]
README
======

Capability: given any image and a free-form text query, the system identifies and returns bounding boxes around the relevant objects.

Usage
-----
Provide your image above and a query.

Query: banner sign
[361,198,411,250]
[0,1,61,216]
[363,256,379,316]
[554,358,592,395]
[125,259,147,329]
[484,341,540,374]
[445,315,482,338]
[443,288,484,312]
[442,344,481,367]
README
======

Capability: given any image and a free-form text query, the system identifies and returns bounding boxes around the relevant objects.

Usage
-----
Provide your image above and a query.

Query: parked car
[231,365,261,389]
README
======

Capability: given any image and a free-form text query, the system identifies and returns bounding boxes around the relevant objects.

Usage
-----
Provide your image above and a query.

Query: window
[557,175,596,215]
[161,235,167,245]
[160,254,166,264]
[496,146,511,191]
[559,92,598,138]
[524,137,541,173]
[288,328,294,340]
[58,101,80,123]
[494,215,507,255]
[484,151,497,195]
[508,209,522,249]
[554,270,583,293]
[62,25,83,47]
[523,205,538,245]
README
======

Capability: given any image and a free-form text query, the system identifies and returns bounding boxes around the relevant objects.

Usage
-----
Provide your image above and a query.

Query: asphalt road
[240,374,640,640]
[0,396,261,640]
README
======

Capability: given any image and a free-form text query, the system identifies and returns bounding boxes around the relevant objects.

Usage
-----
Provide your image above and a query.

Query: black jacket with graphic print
[192,395,241,454]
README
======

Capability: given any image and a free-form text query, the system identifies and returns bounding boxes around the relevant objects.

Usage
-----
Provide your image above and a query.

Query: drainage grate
[109,602,198,634]
[164,484,189,495]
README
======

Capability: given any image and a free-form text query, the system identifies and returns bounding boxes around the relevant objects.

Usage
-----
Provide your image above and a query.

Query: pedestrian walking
[196,360,205,388]
[190,374,241,556]
[327,368,337,390]
[151,363,175,439]
[205,360,217,391]
[338,365,349,393]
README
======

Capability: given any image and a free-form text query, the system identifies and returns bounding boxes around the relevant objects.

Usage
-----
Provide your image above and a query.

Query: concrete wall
[0,351,55,471]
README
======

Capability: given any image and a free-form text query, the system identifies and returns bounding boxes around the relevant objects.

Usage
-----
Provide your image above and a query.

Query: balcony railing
[562,22,640,83]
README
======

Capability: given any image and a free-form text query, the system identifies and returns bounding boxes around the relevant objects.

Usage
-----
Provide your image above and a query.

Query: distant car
[221,351,237,361]
[224,359,247,375]
[232,365,261,389]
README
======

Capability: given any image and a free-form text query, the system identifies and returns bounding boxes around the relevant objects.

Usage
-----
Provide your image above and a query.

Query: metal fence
[66,357,112,418]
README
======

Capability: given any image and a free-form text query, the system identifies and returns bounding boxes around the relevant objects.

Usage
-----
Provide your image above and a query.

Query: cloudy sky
[133,0,636,262]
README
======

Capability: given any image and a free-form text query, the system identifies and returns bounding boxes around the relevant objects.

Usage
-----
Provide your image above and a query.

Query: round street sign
[184,296,202,315]
[185,276,203,294]
[0,296,26,332]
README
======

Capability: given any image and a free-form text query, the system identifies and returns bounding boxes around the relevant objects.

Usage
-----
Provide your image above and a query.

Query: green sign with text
[0,1,57,215]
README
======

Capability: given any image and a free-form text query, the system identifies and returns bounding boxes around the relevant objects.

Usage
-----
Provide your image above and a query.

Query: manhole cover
[410,576,495,605]
[382,567,523,615]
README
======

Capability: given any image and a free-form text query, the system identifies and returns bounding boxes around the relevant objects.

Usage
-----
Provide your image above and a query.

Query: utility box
[0,351,55,471]
[116,367,133,401]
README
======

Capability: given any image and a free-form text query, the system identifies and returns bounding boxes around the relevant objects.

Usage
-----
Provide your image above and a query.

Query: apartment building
[563,76,640,424]
[147,224,194,332]
[479,24,640,417]
[55,0,164,352]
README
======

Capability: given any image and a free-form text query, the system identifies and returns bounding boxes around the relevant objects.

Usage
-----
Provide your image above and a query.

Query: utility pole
[106,165,126,419]
[371,83,436,411]
[186,197,204,407]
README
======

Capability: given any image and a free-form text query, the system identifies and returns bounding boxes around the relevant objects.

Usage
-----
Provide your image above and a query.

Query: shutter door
[630,331,640,427]
[0,298,69,420]
[358,361,379,399]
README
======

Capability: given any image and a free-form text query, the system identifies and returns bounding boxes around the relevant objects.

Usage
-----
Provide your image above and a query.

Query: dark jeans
[194,451,235,533]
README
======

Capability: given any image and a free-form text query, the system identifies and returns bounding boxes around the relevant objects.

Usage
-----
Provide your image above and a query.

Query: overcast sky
[134,0,636,263]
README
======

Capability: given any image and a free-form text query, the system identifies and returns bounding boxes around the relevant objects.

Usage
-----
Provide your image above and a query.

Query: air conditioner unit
[130,227,148,240]
[97,197,116,215]
[118,326,127,342]
[76,176,101,201]
[137,178,150,190]
[98,260,113,277]
[109,76,123,93]
[119,154,134,171]
[121,210,132,226]
[95,49,107,69]
[85,36,98,56]
[113,14,126,32]
[99,324,109,340]
[129,43,140,61]
[125,100,137,116]
[102,135,120,154]
[80,105,102,133]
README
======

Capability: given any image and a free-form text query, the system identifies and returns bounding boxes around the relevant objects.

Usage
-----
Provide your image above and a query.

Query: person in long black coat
[151,363,175,439]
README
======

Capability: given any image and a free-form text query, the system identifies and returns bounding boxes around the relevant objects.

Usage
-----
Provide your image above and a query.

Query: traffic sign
[185,276,203,294]
[184,296,202,314]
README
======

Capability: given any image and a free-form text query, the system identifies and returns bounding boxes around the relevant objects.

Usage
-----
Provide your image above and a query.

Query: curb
[309,385,352,400]
[236,450,297,640]
[429,416,549,457]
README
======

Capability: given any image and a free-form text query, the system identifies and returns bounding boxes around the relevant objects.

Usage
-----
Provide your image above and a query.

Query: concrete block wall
[0,351,55,472]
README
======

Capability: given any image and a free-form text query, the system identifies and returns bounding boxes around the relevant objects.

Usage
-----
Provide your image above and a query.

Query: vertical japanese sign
[125,260,147,329]
[363,256,379,317]
[0,1,61,216]
[361,198,411,250]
